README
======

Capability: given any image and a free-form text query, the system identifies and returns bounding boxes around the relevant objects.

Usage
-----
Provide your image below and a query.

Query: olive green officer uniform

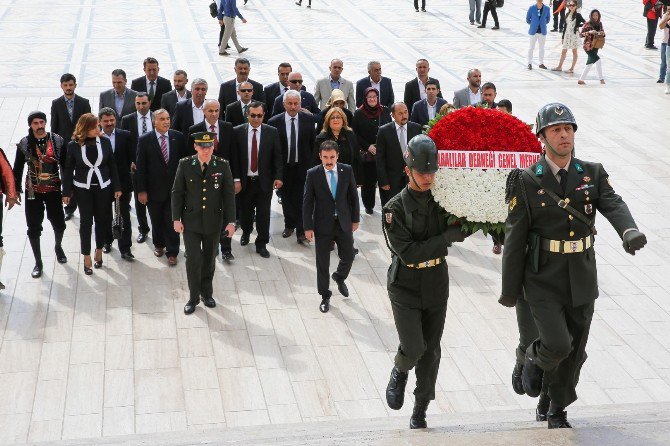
[172,138,235,305]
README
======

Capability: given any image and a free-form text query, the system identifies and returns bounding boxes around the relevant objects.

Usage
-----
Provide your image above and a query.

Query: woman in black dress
[314,107,361,184]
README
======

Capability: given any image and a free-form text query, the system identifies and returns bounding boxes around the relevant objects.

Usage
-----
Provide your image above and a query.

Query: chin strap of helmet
[408,169,431,192]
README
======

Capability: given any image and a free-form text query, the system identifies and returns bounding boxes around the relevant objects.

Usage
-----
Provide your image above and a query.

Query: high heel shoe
[83,256,93,275]
[94,249,103,269]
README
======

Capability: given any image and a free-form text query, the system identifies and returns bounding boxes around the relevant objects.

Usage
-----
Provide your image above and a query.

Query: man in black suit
[270,72,320,117]
[403,59,443,110]
[130,57,172,112]
[99,108,135,259]
[409,80,448,127]
[188,99,237,261]
[356,61,395,107]
[135,109,185,266]
[224,81,254,127]
[171,78,208,134]
[303,140,360,313]
[268,90,316,244]
[160,70,191,116]
[217,58,265,113]
[263,62,294,121]
[479,82,498,109]
[376,103,422,206]
[121,93,153,243]
[231,101,283,258]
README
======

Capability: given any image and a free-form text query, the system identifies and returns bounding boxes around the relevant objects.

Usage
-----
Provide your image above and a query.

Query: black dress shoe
[297,234,308,244]
[536,392,550,422]
[221,251,234,262]
[31,263,43,278]
[202,296,216,308]
[319,297,330,313]
[256,246,270,258]
[121,251,135,261]
[409,399,429,429]
[386,367,408,410]
[547,410,572,429]
[184,299,200,315]
[282,227,294,238]
[64,212,74,221]
[522,356,544,398]
[136,233,147,244]
[512,361,525,395]
[331,273,349,297]
[103,243,112,254]
[240,233,250,246]
[55,246,67,264]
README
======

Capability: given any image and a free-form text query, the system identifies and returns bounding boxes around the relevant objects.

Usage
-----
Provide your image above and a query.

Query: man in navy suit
[403,59,442,110]
[303,140,360,313]
[171,78,208,134]
[271,72,320,117]
[217,58,264,112]
[130,57,172,112]
[409,80,448,127]
[355,61,395,107]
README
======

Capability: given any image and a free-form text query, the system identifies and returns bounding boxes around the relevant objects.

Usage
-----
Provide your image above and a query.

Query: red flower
[428,107,542,153]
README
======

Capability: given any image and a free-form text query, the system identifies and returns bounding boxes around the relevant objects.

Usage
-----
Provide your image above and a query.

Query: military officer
[500,103,647,428]
[382,135,468,429]
[172,132,236,315]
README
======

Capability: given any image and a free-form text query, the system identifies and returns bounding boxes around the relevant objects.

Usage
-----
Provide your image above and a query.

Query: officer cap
[404,135,439,174]
[535,103,578,136]
[192,131,216,148]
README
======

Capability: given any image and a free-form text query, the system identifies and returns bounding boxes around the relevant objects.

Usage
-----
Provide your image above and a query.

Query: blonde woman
[314,107,361,183]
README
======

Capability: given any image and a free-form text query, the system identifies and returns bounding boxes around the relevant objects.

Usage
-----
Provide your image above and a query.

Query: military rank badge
[582,176,591,183]
[214,183,220,189]
[509,196,518,212]
[584,204,593,215]
[385,212,393,226]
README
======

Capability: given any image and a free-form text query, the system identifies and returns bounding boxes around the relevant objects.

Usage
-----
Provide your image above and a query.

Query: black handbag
[209,1,218,18]
[496,0,504,7]
[112,196,123,240]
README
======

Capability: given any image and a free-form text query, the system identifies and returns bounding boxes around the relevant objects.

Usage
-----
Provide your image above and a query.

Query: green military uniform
[172,133,235,307]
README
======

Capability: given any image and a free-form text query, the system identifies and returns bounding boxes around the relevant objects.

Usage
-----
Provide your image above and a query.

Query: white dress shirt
[417,77,427,100]
[394,122,408,150]
[284,113,299,163]
[137,112,153,135]
[146,78,157,94]
[176,89,189,103]
[370,77,382,102]
[192,101,205,126]
[247,124,261,176]
[426,98,438,121]
[104,130,116,152]
[468,88,481,106]
[155,130,170,162]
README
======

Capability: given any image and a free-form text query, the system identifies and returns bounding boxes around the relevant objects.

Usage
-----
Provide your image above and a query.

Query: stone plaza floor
[0,0,669,443]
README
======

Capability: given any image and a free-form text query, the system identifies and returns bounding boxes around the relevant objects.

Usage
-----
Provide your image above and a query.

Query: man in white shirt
[171,78,208,134]
[409,80,448,127]
[452,68,482,109]
[160,70,192,116]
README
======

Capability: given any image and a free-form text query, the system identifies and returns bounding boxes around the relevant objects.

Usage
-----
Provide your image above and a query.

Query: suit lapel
[168,131,179,166]
[334,164,346,200]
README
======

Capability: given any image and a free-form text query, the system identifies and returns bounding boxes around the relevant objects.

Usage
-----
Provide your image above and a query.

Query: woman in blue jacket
[526,0,552,70]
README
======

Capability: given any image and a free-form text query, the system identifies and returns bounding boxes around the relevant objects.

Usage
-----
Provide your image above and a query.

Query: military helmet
[404,135,438,174]
[535,102,578,136]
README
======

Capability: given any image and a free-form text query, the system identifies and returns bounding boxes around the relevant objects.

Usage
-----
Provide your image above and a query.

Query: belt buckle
[423,260,431,268]
[564,240,583,253]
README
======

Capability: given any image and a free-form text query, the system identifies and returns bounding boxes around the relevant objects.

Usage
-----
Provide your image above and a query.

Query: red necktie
[210,124,218,148]
[250,128,258,173]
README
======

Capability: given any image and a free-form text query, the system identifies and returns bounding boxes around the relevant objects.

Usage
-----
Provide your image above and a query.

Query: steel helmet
[404,134,439,174]
[535,102,578,136]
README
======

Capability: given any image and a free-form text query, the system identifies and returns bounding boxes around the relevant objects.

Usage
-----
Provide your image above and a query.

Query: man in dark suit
[263,62,296,121]
[171,78,208,134]
[376,103,422,206]
[217,58,265,113]
[135,109,185,265]
[270,72,320,117]
[188,100,237,261]
[100,69,137,118]
[356,61,395,107]
[160,70,191,116]
[268,91,316,244]
[303,140,360,313]
[479,82,498,109]
[409,80,448,127]
[130,57,172,112]
[121,93,153,243]
[224,81,254,127]
[99,107,135,259]
[231,101,283,258]
[403,59,443,110]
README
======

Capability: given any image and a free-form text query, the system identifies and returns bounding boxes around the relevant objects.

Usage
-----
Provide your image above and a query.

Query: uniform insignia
[214,184,220,189]
[385,212,393,225]
[535,165,544,176]
[582,176,590,183]
[509,196,518,212]
[584,204,593,215]
[575,163,584,173]
[537,189,545,195]
[191,159,197,165]
[211,173,222,177]
[554,106,564,116]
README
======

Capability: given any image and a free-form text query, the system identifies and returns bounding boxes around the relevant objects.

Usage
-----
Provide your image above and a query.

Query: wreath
[426,106,543,235]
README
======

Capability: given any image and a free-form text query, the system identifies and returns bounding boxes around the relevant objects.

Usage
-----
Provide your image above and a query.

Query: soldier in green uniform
[172,132,236,315]
[500,103,647,428]
[382,135,467,429]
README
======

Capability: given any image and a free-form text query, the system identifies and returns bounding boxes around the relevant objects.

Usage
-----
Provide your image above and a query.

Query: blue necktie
[329,169,337,200]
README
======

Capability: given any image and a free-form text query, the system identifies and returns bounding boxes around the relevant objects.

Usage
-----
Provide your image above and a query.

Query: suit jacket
[50,94,92,142]
[120,111,153,161]
[134,130,185,203]
[99,88,137,118]
[160,89,192,116]
[271,90,320,117]
[171,99,205,135]
[375,121,422,190]
[102,128,134,193]
[224,101,249,127]
[267,112,316,174]
[403,78,443,110]
[187,120,235,161]
[217,78,265,113]
[355,76,395,108]
[263,82,305,121]
[313,77,356,111]
[453,86,478,109]
[231,123,283,193]
[410,97,448,127]
[62,138,121,197]
[303,163,360,235]
[130,75,172,111]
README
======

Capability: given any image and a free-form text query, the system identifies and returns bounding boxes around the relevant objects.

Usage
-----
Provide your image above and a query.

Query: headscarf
[358,87,382,119]
[326,89,347,108]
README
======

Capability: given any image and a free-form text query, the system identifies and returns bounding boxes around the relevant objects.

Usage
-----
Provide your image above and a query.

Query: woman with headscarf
[314,89,354,132]
[578,9,606,85]
[352,87,391,214]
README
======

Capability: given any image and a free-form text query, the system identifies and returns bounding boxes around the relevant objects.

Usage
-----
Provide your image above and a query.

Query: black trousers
[646,18,658,47]
[482,3,499,27]
[281,164,306,235]
[184,230,219,302]
[552,0,565,31]
[414,0,425,9]
[147,199,180,256]
[64,192,77,214]
[106,191,132,253]
[132,173,150,235]
[25,191,66,239]
[314,219,354,296]
[76,185,112,255]
[239,177,272,248]
[361,160,377,211]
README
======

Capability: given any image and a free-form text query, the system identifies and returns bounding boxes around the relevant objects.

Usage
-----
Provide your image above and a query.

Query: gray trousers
[219,16,242,53]
[469,0,481,23]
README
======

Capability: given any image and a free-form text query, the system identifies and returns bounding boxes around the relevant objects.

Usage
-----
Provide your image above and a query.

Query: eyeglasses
[329,116,343,120]
[248,113,264,119]
[568,3,576,6]
[289,79,304,84]
[239,89,253,93]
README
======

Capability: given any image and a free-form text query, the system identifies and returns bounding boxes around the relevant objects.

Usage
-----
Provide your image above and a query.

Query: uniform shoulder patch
[382,208,395,228]
[508,196,518,212]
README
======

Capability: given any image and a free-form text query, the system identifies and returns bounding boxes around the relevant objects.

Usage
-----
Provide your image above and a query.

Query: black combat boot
[522,356,544,397]
[409,399,429,429]
[511,361,525,395]
[385,367,408,410]
[54,230,67,264]
[547,406,572,429]
[536,391,550,421]
[29,237,43,278]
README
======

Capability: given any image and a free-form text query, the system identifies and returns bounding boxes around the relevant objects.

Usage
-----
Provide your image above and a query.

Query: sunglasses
[248,113,264,119]
[289,79,304,84]
[239,89,253,93]
[568,3,576,6]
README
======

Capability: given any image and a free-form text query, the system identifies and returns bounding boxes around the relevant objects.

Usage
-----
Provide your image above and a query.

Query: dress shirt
[324,164,339,196]
[155,130,170,162]
[64,96,74,120]
[192,101,205,126]
[247,124,261,177]
[329,76,341,91]
[137,112,153,135]
[468,88,481,106]
[417,77,427,100]
[103,131,116,152]
[370,77,382,101]
[394,122,408,150]
[218,0,245,20]
[240,100,252,118]
[146,78,157,95]
[544,155,569,184]
[426,99,438,121]
[206,120,219,141]
[176,89,189,103]
[284,113,299,163]
[114,90,126,116]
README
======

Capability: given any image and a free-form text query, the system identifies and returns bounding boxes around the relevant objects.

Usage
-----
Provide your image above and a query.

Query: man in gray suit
[160,70,192,116]
[313,59,356,111]
[99,69,137,118]
[452,68,482,109]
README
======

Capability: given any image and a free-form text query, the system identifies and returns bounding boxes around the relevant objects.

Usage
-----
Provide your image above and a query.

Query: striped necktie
[160,135,169,164]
